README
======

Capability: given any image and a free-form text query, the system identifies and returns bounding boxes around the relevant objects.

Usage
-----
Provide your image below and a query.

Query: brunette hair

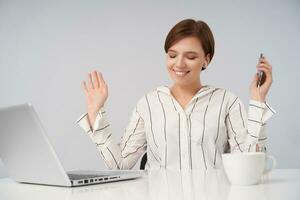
[164,19,215,70]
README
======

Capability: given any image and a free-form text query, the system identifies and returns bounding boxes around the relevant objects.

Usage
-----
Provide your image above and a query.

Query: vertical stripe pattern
[76,85,275,170]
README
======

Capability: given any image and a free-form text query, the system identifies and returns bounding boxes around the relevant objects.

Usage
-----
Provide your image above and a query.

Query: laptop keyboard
[67,173,106,180]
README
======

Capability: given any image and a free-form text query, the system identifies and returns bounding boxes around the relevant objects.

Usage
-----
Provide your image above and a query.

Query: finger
[88,73,94,89]
[81,81,88,94]
[97,71,106,87]
[257,66,271,75]
[259,60,272,69]
[257,65,272,75]
[92,70,100,88]
[257,67,272,83]
[257,63,272,71]
[96,71,103,87]
[259,57,272,67]
[251,72,259,87]
[256,64,272,76]
[252,71,258,80]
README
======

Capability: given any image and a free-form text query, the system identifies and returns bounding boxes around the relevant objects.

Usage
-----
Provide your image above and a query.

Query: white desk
[0,169,299,200]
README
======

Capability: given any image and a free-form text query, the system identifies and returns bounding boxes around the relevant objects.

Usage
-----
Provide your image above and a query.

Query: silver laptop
[0,103,143,187]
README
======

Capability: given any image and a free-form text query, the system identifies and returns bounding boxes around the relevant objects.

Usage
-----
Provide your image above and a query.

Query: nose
[174,56,186,69]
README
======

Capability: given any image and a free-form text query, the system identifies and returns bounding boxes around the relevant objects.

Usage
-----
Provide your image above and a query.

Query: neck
[170,81,203,98]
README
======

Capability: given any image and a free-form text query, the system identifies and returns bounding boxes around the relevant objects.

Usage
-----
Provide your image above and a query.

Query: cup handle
[263,155,276,175]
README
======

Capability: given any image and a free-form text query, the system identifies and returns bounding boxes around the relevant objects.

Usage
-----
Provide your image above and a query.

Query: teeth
[174,70,189,76]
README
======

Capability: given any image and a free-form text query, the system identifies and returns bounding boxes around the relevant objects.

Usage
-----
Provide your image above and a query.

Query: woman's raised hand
[82,70,108,128]
[250,56,273,102]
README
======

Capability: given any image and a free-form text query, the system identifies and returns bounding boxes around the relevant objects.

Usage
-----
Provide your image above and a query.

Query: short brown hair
[164,19,215,70]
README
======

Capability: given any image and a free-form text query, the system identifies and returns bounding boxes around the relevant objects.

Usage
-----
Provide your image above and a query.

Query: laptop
[0,103,143,187]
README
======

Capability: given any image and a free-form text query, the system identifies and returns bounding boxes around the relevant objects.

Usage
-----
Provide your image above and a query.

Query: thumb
[251,73,259,86]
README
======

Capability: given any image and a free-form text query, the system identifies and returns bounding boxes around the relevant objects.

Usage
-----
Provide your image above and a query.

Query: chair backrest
[140,153,147,170]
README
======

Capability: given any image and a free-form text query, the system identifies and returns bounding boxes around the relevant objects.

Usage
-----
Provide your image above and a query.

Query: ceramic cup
[222,152,276,185]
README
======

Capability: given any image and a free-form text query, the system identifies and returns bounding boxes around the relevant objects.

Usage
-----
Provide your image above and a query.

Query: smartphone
[257,53,266,87]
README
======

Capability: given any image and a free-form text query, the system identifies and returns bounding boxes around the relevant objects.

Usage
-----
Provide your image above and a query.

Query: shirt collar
[156,85,216,99]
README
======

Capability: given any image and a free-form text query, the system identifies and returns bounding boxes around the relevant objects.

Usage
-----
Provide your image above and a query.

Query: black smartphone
[257,53,266,87]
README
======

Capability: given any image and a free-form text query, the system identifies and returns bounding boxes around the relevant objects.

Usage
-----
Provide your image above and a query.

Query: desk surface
[0,169,299,200]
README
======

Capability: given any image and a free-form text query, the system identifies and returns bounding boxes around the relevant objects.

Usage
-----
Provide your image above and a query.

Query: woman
[76,19,275,170]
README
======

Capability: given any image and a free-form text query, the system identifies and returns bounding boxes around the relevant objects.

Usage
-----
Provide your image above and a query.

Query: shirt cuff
[262,101,276,123]
[248,100,276,124]
[247,100,275,139]
[75,113,92,134]
[75,107,107,134]
[92,107,108,131]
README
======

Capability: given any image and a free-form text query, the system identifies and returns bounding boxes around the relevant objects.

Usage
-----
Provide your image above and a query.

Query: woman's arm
[77,70,147,169]
[76,105,147,169]
[225,54,275,153]
[225,96,275,153]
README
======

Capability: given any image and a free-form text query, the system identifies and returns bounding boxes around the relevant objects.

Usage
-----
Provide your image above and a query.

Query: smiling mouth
[173,69,190,77]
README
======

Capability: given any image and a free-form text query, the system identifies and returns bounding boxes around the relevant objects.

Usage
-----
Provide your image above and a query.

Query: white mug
[222,152,276,185]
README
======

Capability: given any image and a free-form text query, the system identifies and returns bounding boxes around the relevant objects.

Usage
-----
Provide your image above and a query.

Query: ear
[201,54,210,71]
[204,53,211,67]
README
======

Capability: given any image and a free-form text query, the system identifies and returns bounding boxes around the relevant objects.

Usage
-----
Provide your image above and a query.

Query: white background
[0,0,299,177]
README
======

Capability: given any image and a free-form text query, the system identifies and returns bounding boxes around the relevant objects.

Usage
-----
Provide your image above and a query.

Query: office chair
[140,153,147,170]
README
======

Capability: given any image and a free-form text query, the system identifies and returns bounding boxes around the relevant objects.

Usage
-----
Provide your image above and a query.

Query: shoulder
[208,85,242,108]
[131,87,162,117]
[135,85,169,108]
[134,87,160,109]
[205,85,236,98]
[141,85,168,99]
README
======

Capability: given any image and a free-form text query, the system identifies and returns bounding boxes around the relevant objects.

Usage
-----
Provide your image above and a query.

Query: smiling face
[166,36,210,87]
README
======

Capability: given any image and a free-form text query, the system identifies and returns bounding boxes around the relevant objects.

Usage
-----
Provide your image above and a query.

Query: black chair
[140,153,147,170]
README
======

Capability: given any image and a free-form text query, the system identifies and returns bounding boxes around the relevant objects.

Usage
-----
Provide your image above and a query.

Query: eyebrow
[168,49,199,55]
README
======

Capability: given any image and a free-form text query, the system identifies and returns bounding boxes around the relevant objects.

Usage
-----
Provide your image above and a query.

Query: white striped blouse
[76,85,275,170]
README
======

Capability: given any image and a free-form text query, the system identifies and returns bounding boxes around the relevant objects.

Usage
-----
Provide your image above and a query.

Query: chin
[170,78,192,86]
